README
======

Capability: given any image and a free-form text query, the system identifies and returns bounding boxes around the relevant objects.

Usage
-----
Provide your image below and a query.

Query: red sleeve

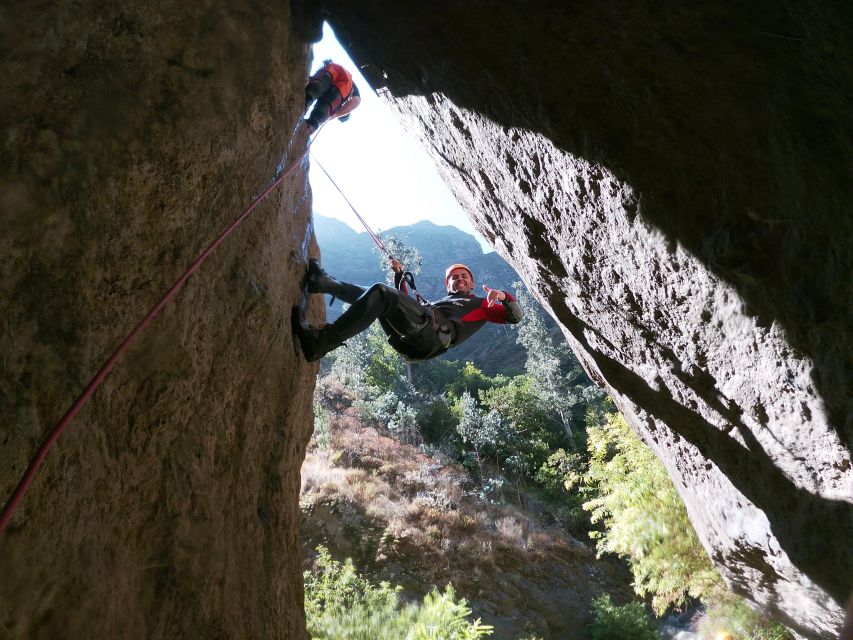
[459,292,516,324]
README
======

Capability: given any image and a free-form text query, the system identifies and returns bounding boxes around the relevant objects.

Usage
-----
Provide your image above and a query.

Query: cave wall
[316,2,853,638]
[1,2,317,638]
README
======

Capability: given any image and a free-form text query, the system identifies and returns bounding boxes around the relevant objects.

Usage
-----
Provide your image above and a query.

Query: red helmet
[445,263,474,284]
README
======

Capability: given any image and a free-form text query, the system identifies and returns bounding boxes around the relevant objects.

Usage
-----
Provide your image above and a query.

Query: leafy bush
[304,546,493,640]
[412,358,467,396]
[534,448,590,532]
[417,396,458,444]
[534,448,586,497]
[583,413,723,613]
[585,594,659,640]
[363,327,409,393]
[697,596,792,640]
[326,326,375,394]
[406,587,494,640]
[360,390,401,424]
[387,400,422,445]
[446,361,505,399]
[514,284,607,434]
[304,546,398,619]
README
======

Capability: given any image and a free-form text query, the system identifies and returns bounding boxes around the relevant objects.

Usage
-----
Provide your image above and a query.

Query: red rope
[0,124,320,534]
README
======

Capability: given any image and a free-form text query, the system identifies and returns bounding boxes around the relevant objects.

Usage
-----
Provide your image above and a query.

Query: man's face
[447,268,473,295]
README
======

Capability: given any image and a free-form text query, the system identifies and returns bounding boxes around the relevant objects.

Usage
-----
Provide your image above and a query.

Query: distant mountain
[311,215,380,286]
[312,214,530,374]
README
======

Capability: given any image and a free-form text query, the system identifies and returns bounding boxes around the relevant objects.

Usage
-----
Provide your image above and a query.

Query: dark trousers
[305,72,343,128]
[330,283,446,361]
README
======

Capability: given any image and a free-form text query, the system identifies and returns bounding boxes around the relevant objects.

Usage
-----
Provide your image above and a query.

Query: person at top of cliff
[303,59,361,133]
[292,258,523,362]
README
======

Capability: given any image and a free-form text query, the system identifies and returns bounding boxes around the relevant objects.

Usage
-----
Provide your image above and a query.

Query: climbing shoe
[306,258,346,296]
[305,258,332,293]
[302,259,364,306]
[291,306,342,362]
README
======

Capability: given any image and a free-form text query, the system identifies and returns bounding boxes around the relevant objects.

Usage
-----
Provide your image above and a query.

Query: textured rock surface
[320,2,852,638]
[1,2,317,638]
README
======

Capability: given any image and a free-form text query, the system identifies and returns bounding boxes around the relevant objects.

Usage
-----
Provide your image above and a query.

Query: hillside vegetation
[301,380,632,639]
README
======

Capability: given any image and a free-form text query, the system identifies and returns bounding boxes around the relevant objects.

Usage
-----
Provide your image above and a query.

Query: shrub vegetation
[585,593,659,640]
[304,545,493,640]
[581,413,723,613]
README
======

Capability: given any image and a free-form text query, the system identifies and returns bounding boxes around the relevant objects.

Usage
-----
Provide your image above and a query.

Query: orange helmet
[445,263,474,284]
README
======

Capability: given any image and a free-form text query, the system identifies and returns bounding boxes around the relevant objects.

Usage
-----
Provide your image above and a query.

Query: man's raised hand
[482,285,506,307]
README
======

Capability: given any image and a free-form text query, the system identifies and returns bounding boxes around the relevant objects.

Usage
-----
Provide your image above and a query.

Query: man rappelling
[293,258,523,362]
[297,58,518,363]
[304,59,361,133]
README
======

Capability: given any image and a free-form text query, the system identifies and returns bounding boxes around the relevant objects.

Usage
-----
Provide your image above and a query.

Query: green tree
[456,391,490,480]
[412,358,466,396]
[478,375,561,475]
[373,234,422,384]
[327,324,374,393]
[375,233,423,285]
[446,361,504,399]
[386,400,421,445]
[363,324,409,393]
[533,447,590,532]
[514,285,604,438]
[416,395,458,444]
[582,413,723,613]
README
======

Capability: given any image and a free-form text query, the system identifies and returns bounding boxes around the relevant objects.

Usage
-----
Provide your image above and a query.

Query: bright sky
[307,23,492,253]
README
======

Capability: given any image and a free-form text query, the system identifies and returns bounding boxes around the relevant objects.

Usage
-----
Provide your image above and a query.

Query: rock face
[318,2,852,638]
[1,2,317,638]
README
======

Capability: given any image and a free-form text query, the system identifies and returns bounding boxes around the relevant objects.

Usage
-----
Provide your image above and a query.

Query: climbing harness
[0,120,324,534]
[397,270,430,307]
[330,89,359,122]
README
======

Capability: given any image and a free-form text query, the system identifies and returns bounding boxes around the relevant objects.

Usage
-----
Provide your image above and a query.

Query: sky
[307,23,492,253]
